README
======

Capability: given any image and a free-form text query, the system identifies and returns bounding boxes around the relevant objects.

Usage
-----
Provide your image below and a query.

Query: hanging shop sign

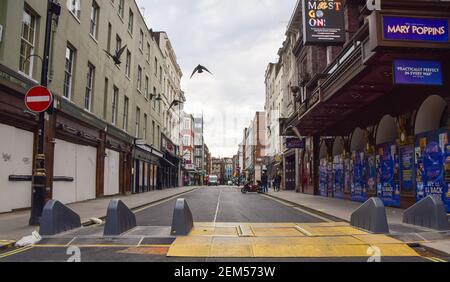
[285,137,305,149]
[302,0,346,45]
[383,16,449,43]
[393,60,443,86]
[400,145,415,193]
[351,151,367,202]
[415,128,450,212]
[333,155,344,199]
[376,143,401,207]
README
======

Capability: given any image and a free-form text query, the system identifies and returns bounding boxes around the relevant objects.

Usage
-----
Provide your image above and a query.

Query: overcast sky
[136,0,296,158]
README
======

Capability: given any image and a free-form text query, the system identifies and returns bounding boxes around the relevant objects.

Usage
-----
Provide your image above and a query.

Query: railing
[296,22,370,118]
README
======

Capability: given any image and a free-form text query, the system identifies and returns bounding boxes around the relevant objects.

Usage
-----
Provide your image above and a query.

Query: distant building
[193,115,206,184]
[181,112,196,185]
[242,112,266,183]
[223,158,233,183]
[211,158,223,181]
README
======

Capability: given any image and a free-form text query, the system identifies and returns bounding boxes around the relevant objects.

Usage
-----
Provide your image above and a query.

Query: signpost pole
[29,0,60,226]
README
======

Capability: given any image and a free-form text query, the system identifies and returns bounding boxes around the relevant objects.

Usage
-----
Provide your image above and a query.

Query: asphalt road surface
[0,186,444,262]
[135,186,322,226]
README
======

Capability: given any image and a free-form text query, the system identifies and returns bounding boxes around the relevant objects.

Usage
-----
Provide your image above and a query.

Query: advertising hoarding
[376,143,401,207]
[302,0,346,45]
[415,128,450,212]
[351,151,367,202]
[333,155,344,199]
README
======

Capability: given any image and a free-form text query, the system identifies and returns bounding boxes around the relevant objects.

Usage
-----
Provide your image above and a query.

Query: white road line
[213,190,222,226]
[65,237,77,247]
[136,237,144,247]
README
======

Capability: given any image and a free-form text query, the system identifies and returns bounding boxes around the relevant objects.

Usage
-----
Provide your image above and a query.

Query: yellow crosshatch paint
[167,222,420,258]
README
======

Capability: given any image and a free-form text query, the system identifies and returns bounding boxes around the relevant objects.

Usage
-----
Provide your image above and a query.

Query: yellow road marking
[168,222,421,258]
[424,257,440,262]
[33,244,171,248]
[0,240,16,246]
[0,246,34,259]
[295,226,313,236]
[429,257,446,262]
[237,225,255,237]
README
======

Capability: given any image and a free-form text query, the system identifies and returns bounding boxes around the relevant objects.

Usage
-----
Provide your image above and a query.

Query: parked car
[208,175,219,186]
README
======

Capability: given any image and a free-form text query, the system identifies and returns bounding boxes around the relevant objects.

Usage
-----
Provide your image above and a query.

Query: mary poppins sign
[383,16,449,43]
[302,0,346,45]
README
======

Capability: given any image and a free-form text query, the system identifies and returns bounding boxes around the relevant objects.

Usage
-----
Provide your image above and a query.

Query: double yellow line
[425,256,447,262]
[0,246,34,259]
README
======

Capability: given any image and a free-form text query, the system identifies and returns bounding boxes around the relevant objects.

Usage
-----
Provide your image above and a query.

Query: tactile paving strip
[167,222,420,258]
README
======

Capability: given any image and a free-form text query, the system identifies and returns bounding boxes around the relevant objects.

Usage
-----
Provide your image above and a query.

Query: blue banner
[400,146,415,193]
[383,16,449,42]
[319,159,328,197]
[393,60,443,86]
[333,155,344,199]
[351,151,367,202]
[377,143,401,207]
[415,128,450,212]
[366,154,377,194]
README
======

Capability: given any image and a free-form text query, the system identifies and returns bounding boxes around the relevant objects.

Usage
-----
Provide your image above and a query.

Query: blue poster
[333,155,344,199]
[400,146,415,193]
[327,161,333,197]
[415,128,450,212]
[366,154,377,194]
[319,159,327,197]
[377,143,401,207]
[351,151,367,202]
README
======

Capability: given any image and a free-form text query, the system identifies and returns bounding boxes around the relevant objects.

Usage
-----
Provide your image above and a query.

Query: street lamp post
[29,0,61,226]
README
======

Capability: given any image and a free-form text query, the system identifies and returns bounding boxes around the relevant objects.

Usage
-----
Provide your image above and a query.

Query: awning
[161,157,176,167]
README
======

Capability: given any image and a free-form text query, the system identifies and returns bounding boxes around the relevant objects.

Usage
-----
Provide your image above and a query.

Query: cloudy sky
[136,0,297,158]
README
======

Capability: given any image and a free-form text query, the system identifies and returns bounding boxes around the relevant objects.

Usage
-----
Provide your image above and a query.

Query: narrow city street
[1,0,450,273]
[0,187,445,262]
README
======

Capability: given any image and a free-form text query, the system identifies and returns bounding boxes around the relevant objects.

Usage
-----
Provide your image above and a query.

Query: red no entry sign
[25,86,53,113]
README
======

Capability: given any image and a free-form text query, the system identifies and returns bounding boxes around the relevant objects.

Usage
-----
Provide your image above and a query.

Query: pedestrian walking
[275,173,282,192]
[261,171,268,193]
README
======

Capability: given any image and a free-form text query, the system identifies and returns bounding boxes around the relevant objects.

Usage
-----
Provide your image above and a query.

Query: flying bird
[168,100,183,112]
[104,45,127,65]
[150,93,162,101]
[190,64,213,79]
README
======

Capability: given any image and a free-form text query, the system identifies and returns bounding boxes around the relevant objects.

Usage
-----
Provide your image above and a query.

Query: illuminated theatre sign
[383,16,449,42]
[302,0,345,45]
[393,60,443,86]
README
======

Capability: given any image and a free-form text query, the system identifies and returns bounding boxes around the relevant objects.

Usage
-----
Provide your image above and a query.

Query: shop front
[283,149,297,191]
[281,1,450,210]
[183,163,197,186]
[161,135,181,189]
[132,141,162,193]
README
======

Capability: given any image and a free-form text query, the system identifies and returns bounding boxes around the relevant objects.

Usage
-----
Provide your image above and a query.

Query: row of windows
[18,1,168,148]
[67,0,164,101]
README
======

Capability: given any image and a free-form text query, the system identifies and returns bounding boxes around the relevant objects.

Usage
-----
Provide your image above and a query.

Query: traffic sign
[25,86,53,113]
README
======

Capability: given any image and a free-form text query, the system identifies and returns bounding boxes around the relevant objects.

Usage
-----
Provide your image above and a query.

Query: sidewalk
[266,190,450,256]
[267,190,404,224]
[0,186,200,241]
